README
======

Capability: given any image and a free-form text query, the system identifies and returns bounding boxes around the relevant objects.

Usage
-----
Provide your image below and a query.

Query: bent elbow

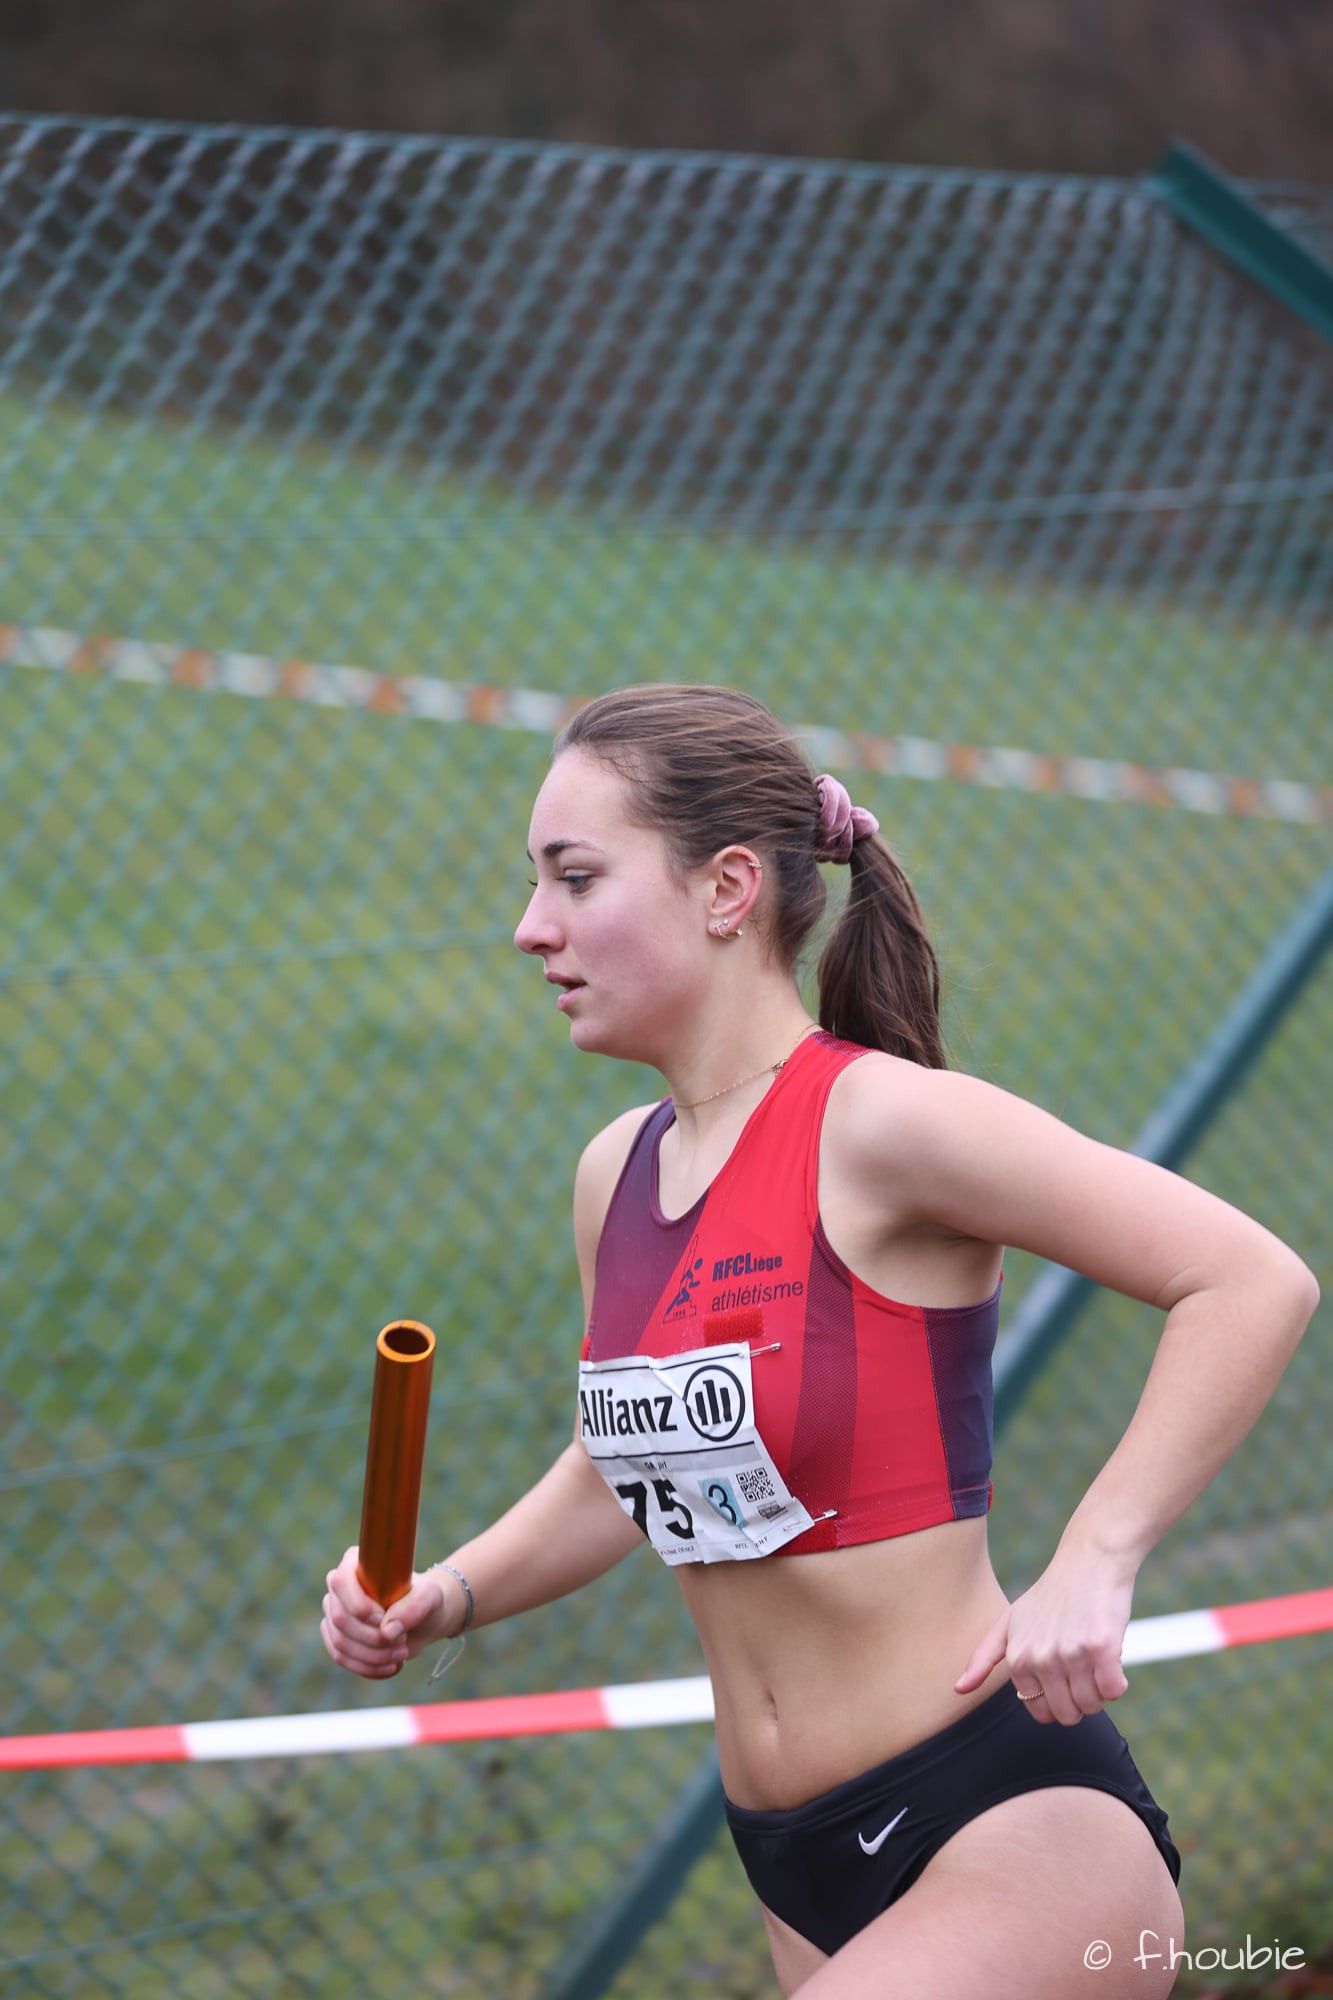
[1275,1248,1320,1345]
[1293,1257,1320,1324]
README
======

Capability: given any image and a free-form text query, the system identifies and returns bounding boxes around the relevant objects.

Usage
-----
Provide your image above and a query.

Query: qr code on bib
[736,1465,777,1505]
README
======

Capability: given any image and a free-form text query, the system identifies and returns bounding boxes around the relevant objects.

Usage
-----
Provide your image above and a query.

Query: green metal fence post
[540,1751,726,2000]
[1148,140,1333,344]
[995,865,1333,1426]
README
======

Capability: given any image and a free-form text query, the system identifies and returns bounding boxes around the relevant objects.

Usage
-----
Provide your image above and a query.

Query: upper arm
[845,1063,1312,1314]
[572,1102,658,1324]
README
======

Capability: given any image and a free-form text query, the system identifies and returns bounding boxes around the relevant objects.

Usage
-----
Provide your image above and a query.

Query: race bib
[578,1341,817,1564]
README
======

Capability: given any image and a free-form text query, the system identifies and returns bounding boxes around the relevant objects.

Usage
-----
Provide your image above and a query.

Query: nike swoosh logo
[858,1806,909,1855]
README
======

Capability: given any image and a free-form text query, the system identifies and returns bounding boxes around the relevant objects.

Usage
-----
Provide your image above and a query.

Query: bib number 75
[615,1476,695,1541]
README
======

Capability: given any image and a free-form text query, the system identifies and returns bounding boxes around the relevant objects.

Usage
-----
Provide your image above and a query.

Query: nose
[514,883,562,957]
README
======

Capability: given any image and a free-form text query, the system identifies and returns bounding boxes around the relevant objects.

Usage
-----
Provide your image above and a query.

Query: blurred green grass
[2,387,1328,779]
[1,393,1328,1999]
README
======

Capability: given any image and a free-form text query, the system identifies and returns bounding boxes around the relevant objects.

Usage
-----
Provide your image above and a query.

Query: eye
[526,872,593,894]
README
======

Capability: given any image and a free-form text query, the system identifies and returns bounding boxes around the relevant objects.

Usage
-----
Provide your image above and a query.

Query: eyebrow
[525,838,607,863]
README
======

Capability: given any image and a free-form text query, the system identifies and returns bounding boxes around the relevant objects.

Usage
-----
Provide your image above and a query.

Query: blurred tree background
[1,0,1330,180]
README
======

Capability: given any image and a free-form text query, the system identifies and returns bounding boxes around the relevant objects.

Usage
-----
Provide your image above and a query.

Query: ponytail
[817,835,947,1068]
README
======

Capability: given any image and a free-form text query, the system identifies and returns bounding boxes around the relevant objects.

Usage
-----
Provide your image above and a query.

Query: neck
[663,1005,819,1131]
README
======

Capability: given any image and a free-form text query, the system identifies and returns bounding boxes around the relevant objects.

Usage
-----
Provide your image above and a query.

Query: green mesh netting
[1,116,1330,2000]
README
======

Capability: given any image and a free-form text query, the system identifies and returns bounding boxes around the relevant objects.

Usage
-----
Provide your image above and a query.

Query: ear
[705,846,764,934]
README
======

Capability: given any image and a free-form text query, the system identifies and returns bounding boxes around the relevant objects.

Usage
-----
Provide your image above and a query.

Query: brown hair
[555,685,946,1068]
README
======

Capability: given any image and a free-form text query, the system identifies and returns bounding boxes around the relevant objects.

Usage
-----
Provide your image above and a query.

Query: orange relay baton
[355,1319,436,1611]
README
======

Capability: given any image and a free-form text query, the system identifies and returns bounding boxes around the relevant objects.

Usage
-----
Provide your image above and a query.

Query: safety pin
[749,1341,782,1357]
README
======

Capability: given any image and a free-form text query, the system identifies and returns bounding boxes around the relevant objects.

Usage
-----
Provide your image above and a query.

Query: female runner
[322,685,1317,1999]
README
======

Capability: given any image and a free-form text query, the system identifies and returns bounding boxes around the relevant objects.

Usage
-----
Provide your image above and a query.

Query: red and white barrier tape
[4,622,1330,826]
[3,1587,1330,1772]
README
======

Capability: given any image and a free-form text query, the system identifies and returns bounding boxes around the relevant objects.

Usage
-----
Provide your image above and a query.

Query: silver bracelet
[431,1561,475,1632]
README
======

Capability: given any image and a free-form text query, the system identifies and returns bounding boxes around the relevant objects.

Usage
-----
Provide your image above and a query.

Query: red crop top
[582,1031,999,1557]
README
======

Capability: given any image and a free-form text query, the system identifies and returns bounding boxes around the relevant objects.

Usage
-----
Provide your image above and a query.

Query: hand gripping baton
[355,1320,436,1611]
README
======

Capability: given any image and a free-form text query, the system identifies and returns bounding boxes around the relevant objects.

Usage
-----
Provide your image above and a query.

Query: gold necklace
[672,1027,817,1112]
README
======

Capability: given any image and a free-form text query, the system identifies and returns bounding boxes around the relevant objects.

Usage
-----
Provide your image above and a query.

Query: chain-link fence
[1,115,1329,2000]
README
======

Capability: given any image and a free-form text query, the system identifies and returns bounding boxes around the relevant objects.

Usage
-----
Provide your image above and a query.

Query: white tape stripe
[402,674,470,723]
[1063,755,1125,802]
[976,746,1038,790]
[1165,768,1229,814]
[892,734,953,783]
[4,621,1328,826]
[183,1707,417,1760]
[602,1676,716,1730]
[1120,1609,1223,1665]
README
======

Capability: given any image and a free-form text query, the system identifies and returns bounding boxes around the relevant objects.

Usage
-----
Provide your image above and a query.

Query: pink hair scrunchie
[813,774,880,864]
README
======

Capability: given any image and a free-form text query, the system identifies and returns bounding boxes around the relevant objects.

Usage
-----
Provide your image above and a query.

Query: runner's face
[515,749,709,1061]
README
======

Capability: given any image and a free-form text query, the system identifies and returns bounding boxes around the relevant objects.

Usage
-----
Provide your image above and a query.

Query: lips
[545,973,585,1008]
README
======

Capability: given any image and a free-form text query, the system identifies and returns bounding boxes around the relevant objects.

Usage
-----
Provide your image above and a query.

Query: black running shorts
[724,1683,1181,1957]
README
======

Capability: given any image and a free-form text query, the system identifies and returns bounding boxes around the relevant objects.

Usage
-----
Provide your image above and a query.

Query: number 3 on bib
[703,1476,742,1527]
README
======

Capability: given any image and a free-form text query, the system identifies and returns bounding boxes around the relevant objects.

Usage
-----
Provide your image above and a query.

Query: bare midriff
[678,1517,1013,1810]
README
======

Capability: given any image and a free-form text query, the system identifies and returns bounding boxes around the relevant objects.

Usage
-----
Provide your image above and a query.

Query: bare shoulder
[825,1052,1120,1207]
[820,1054,1016,1240]
[824,1051,997,1169]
